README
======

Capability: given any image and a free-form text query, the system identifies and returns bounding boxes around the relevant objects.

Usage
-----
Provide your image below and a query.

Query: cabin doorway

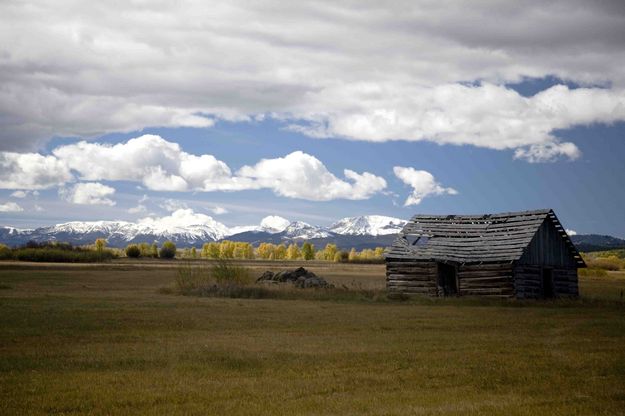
[437,263,458,296]
[541,268,555,298]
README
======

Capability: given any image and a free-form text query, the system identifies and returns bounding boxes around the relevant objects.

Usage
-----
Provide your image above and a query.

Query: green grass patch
[1,264,625,415]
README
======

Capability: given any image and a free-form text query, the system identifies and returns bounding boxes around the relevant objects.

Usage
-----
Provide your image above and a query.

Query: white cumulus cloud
[128,205,147,214]
[10,190,27,198]
[0,152,73,190]
[52,135,233,192]
[0,201,24,212]
[393,167,458,206]
[566,229,578,236]
[60,182,116,206]
[237,151,387,201]
[1,1,625,159]
[49,135,387,200]
[210,206,228,215]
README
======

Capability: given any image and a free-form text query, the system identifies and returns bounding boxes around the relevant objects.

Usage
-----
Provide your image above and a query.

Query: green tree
[286,243,301,260]
[257,243,275,260]
[159,241,176,259]
[202,242,221,259]
[191,247,197,258]
[125,244,141,258]
[95,238,106,252]
[302,242,315,260]
[221,241,236,259]
[0,243,12,260]
[151,243,158,258]
[234,242,254,259]
[348,248,359,262]
[94,238,106,261]
[139,243,152,257]
[323,243,338,261]
[274,244,287,260]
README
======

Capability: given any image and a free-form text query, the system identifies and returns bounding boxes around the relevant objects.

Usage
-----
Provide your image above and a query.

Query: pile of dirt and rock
[256,267,334,288]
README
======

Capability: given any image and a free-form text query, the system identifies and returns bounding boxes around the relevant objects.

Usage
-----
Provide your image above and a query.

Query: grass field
[1,261,624,415]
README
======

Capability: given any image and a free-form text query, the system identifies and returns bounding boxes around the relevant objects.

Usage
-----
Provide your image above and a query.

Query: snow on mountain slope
[282,221,331,239]
[35,209,230,243]
[0,212,409,247]
[330,215,407,236]
[225,215,290,236]
[226,225,261,236]
[137,209,229,241]
[43,221,135,235]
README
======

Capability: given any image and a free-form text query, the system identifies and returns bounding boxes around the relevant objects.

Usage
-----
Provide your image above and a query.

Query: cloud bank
[1,135,387,202]
[1,1,625,159]
[0,201,24,212]
[60,182,116,206]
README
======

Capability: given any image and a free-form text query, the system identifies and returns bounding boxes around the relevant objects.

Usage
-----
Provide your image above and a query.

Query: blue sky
[0,2,624,237]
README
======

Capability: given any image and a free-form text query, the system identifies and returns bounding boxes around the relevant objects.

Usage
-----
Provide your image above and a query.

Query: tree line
[0,238,386,263]
[124,240,385,262]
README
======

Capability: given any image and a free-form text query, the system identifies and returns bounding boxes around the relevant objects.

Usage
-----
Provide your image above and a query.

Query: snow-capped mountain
[329,215,407,236]
[0,211,618,251]
[282,221,332,239]
[225,215,290,236]
[0,209,231,247]
[0,212,399,248]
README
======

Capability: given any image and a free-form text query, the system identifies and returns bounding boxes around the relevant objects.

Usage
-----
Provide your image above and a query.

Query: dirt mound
[256,267,334,288]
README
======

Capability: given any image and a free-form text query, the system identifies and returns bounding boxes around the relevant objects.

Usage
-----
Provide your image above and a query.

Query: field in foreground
[1,261,624,415]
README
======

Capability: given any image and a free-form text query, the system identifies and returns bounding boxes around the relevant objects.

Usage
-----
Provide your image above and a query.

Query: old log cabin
[385,209,585,299]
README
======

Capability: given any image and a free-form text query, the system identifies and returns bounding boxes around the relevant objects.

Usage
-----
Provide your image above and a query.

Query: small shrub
[211,260,252,285]
[159,241,176,259]
[579,268,608,278]
[591,257,622,271]
[125,244,141,258]
[12,248,114,263]
[0,244,12,260]
[175,263,212,293]
[173,261,251,294]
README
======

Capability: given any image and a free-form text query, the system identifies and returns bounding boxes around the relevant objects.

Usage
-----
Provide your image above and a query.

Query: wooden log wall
[386,259,437,297]
[457,263,514,298]
[513,265,579,298]
[513,265,542,299]
[553,269,579,297]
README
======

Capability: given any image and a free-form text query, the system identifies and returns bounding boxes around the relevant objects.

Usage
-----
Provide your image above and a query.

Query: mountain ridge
[1,214,622,252]
[0,214,407,249]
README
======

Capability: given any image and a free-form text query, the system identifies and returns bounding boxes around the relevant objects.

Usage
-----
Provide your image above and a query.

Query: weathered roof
[386,209,584,266]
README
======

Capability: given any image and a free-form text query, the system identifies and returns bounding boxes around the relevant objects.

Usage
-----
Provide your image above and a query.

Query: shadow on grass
[159,261,625,309]
[159,283,625,310]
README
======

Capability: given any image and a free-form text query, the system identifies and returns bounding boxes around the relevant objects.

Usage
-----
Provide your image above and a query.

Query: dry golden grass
[0,262,624,415]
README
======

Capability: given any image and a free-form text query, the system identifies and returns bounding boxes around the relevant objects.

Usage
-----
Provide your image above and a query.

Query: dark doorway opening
[542,268,555,298]
[437,263,458,296]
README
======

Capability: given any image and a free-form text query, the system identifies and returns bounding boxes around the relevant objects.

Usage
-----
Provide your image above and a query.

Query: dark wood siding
[517,219,578,268]
[513,265,579,298]
[514,219,579,298]
[513,265,542,298]
[458,263,514,297]
[553,269,579,297]
[386,259,437,297]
